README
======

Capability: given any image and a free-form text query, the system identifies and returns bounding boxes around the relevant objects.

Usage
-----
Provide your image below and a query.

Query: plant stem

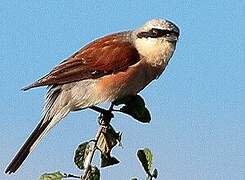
[81,104,114,180]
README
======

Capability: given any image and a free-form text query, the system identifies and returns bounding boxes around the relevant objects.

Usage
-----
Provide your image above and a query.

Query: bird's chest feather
[95,60,166,102]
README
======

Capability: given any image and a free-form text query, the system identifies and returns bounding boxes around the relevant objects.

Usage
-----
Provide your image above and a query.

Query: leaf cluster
[40,95,157,180]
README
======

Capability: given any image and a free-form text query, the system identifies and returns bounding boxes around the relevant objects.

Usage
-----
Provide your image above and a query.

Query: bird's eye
[151,29,159,37]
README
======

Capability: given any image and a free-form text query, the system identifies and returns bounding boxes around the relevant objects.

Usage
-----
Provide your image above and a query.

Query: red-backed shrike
[6,18,180,173]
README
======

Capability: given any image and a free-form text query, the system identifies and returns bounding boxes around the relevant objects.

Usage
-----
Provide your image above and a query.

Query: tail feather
[5,85,68,174]
[5,118,50,174]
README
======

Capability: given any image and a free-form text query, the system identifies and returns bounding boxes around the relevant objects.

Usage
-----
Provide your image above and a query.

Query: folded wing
[23,32,140,90]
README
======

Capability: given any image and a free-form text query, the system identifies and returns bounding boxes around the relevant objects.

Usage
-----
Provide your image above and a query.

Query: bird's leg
[89,106,107,114]
[89,105,114,123]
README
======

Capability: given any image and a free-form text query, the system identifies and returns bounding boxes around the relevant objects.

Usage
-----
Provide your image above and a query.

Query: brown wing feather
[23,32,140,91]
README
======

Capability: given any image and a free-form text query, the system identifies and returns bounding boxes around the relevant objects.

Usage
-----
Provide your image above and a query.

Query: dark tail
[5,118,50,174]
[6,85,68,174]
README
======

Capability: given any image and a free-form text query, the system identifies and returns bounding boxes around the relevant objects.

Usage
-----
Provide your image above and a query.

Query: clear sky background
[1,1,244,180]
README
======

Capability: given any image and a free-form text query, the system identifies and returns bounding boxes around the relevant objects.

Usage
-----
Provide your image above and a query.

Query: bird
[5,18,180,174]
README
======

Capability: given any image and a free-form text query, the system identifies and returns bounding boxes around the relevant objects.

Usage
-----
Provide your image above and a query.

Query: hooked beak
[165,31,179,42]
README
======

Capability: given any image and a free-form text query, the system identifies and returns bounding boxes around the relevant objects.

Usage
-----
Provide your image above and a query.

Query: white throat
[134,37,176,67]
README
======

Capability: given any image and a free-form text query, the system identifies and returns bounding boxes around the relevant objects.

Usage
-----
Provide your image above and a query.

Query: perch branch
[81,104,114,180]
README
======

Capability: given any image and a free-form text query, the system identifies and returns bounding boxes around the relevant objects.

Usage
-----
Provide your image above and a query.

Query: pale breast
[66,56,170,110]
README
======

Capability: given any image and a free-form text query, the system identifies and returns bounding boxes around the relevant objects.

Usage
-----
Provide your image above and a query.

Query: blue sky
[1,1,245,180]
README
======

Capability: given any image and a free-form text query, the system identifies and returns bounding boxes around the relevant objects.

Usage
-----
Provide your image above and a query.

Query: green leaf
[97,124,121,154]
[101,153,120,168]
[113,95,137,106]
[137,148,153,175]
[39,171,65,180]
[74,142,90,170]
[87,166,100,180]
[114,95,151,123]
[97,124,121,168]
[152,168,158,179]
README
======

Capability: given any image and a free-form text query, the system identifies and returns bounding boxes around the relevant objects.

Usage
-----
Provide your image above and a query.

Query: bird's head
[136,18,180,43]
[133,18,180,65]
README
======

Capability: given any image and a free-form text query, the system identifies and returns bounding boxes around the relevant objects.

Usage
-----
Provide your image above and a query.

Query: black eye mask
[137,28,179,39]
